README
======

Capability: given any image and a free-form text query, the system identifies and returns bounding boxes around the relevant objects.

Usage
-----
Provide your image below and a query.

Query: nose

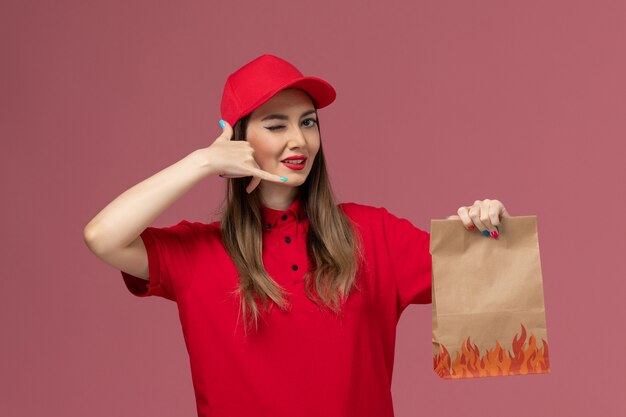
[287,124,307,148]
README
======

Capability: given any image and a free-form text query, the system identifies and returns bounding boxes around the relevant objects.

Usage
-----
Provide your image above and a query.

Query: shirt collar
[261,197,307,232]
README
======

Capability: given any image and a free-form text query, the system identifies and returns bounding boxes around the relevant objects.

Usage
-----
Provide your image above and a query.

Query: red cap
[220,54,337,127]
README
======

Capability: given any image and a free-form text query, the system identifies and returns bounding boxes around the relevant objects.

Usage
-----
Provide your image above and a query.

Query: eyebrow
[261,109,317,122]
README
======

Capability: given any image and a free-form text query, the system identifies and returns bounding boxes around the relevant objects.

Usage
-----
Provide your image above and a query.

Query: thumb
[216,119,233,141]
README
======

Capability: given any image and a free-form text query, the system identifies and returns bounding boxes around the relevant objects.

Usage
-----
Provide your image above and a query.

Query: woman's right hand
[199,120,288,194]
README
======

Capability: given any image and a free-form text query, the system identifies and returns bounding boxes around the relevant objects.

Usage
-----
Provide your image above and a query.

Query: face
[246,88,320,189]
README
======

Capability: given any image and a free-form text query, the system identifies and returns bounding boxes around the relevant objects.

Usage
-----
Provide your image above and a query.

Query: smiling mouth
[280,160,306,171]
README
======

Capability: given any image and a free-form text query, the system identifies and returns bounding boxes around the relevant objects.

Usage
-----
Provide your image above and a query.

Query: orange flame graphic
[434,323,550,379]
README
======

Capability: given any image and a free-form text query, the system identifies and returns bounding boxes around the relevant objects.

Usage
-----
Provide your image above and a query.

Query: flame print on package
[433,324,550,379]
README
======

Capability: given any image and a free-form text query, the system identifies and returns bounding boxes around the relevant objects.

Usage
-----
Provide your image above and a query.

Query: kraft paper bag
[430,215,550,379]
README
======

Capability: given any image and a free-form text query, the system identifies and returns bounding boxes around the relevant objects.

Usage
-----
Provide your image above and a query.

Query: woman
[84,54,510,417]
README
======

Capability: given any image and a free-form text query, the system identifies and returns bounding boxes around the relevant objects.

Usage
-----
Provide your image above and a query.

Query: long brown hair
[218,102,365,336]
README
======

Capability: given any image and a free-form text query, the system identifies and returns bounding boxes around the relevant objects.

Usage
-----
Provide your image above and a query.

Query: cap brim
[281,76,337,109]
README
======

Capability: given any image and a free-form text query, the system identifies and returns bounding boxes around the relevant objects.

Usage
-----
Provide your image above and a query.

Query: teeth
[283,160,304,164]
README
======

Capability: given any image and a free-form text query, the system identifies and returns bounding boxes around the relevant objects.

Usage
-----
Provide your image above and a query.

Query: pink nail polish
[491,230,499,239]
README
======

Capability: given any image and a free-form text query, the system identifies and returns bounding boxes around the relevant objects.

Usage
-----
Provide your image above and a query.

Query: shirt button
[266,223,271,230]
[291,264,298,271]
[281,215,288,221]
[285,236,291,243]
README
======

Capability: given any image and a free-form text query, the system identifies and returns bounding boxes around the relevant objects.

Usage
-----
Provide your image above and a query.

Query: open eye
[303,118,318,128]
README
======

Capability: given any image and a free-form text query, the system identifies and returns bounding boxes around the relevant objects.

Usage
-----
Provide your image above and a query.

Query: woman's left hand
[446,199,511,240]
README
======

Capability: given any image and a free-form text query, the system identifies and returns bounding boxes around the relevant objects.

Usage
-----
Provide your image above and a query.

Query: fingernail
[468,225,475,231]
[219,119,225,129]
[482,230,490,237]
[491,230,499,239]
[280,176,288,182]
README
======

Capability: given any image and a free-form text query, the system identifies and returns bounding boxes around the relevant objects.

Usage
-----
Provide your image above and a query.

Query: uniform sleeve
[380,207,432,315]
[120,220,199,302]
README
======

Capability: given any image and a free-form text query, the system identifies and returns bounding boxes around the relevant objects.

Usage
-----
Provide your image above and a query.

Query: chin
[285,177,306,186]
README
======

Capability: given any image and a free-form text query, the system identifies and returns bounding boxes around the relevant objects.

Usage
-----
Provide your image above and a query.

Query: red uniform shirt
[121,198,432,417]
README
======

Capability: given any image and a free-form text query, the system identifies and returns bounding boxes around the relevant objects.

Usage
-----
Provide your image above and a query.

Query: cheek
[247,131,270,152]
[258,151,279,167]
[247,139,280,166]
[309,139,321,157]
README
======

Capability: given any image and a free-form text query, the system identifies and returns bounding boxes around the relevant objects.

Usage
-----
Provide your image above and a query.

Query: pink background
[2,0,625,416]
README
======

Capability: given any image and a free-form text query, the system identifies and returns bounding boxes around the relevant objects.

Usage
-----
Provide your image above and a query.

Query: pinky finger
[246,176,260,194]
